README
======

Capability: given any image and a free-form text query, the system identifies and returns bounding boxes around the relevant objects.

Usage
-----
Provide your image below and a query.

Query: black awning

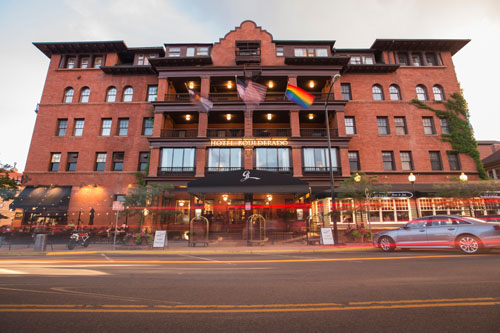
[9,186,72,213]
[187,170,309,195]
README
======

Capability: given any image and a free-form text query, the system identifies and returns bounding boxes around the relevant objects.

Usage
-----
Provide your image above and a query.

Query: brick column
[195,148,206,177]
[148,148,160,177]
[244,110,253,137]
[157,78,167,101]
[153,113,163,137]
[198,112,208,137]
[244,148,253,170]
[339,148,350,177]
[200,76,210,98]
[292,147,302,177]
[290,110,300,137]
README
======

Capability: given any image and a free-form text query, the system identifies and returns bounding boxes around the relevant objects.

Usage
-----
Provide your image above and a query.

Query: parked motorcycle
[67,231,90,250]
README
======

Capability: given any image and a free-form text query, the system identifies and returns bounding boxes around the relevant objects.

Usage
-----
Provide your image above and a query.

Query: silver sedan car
[373,215,500,254]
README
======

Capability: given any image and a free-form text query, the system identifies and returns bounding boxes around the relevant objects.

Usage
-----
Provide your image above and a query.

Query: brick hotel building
[12,21,496,236]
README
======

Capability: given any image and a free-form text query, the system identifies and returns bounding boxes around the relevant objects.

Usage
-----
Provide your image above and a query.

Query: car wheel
[379,236,395,252]
[457,235,481,254]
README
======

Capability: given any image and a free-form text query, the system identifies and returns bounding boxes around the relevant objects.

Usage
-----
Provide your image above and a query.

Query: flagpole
[324,74,341,245]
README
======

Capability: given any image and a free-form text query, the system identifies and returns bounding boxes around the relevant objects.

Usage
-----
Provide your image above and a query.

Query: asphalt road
[1,250,500,332]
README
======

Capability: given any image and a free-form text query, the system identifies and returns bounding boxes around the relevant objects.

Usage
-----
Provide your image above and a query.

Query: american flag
[236,79,267,108]
[188,88,213,112]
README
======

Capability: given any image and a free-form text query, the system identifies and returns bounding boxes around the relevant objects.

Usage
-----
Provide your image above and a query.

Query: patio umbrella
[89,208,95,226]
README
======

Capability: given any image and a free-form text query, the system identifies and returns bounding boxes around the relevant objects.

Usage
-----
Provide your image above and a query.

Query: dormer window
[295,48,328,57]
[80,57,89,68]
[66,57,76,69]
[236,41,260,56]
[350,55,373,64]
[362,56,373,64]
[137,54,145,65]
[196,47,209,56]
[276,46,284,57]
[168,47,181,57]
[350,56,361,64]
[93,56,103,68]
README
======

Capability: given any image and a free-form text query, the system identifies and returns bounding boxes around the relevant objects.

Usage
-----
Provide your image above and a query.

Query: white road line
[101,254,114,262]
[177,254,234,264]
[0,269,27,275]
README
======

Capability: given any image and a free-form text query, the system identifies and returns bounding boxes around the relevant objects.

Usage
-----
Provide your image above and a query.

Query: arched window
[433,85,445,101]
[80,87,90,103]
[123,86,133,102]
[64,87,74,103]
[106,86,117,102]
[416,85,428,101]
[389,85,401,101]
[372,84,384,101]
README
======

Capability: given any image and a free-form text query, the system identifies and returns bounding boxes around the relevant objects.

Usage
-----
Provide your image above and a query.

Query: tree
[0,162,18,201]
[123,172,173,230]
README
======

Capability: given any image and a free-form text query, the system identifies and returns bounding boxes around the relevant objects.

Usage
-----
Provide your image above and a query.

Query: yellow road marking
[350,297,496,305]
[0,254,493,265]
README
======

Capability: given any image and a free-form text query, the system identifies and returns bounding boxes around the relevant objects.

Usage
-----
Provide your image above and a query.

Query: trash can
[34,234,47,252]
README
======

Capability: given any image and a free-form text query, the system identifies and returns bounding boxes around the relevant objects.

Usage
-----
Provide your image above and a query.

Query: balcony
[207,128,244,138]
[255,167,292,174]
[163,92,336,103]
[300,129,339,137]
[208,93,239,102]
[303,167,342,175]
[205,167,242,174]
[235,42,261,65]
[160,129,198,138]
[158,167,195,176]
[253,128,291,137]
[164,93,190,102]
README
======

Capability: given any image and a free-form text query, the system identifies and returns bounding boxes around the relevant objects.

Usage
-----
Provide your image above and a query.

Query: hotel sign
[210,138,289,147]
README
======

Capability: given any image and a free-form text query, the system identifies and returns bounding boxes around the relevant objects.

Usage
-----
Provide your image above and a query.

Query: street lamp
[325,73,341,245]
[408,173,419,217]
[459,172,468,182]
[354,173,372,241]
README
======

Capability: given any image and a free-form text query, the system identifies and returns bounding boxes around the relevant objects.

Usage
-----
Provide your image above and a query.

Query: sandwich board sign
[153,230,167,248]
[320,228,334,245]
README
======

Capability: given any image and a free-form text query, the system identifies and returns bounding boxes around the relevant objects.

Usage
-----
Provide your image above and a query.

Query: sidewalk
[0,239,376,256]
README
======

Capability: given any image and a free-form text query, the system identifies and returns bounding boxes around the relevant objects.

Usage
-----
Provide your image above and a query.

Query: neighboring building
[477,140,500,160]
[483,150,500,180]
[0,167,23,227]
[13,21,496,236]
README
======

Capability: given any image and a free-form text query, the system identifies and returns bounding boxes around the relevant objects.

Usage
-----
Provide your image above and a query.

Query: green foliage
[410,93,487,179]
[337,172,390,202]
[0,163,18,201]
[433,180,500,198]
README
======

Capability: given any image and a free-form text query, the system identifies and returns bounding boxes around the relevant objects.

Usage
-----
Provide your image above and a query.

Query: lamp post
[408,173,419,218]
[459,173,471,216]
[354,173,373,241]
[459,172,468,182]
[324,74,341,244]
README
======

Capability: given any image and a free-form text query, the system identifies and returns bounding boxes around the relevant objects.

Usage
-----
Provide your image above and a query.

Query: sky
[1,0,499,171]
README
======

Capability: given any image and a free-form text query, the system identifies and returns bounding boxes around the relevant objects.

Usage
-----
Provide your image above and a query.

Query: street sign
[320,228,334,245]
[153,230,167,248]
[112,201,125,211]
[245,202,252,210]
[370,192,413,199]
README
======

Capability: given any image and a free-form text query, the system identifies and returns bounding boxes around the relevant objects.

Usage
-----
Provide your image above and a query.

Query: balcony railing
[158,167,195,176]
[300,129,339,137]
[253,128,291,137]
[163,92,335,103]
[160,129,198,138]
[205,167,242,174]
[208,93,239,102]
[303,167,342,175]
[207,128,244,138]
[165,93,190,102]
[255,167,292,174]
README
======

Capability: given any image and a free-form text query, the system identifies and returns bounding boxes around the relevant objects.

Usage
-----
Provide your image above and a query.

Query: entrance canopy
[187,170,309,195]
[10,186,72,213]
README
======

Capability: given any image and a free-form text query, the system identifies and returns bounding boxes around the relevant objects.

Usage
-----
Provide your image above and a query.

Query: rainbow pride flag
[285,84,315,108]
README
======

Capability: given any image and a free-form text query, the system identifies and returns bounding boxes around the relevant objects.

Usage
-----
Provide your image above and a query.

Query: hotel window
[123,86,133,102]
[394,117,407,135]
[196,47,209,56]
[400,151,414,171]
[341,83,352,100]
[276,46,284,57]
[348,151,360,171]
[66,57,76,69]
[345,116,356,135]
[350,56,362,64]
[426,53,438,66]
[73,119,84,136]
[412,54,422,66]
[64,87,74,103]
[118,118,129,136]
[303,148,339,172]
[50,153,61,171]
[377,117,390,135]
[112,152,124,171]
[316,48,328,57]
[416,85,428,101]
[80,87,90,103]
[93,56,103,68]
[447,152,461,171]
[397,53,409,65]
[101,118,112,136]
[389,84,401,100]
[186,48,195,56]
[422,117,436,135]
[67,152,78,171]
[440,118,450,134]
[207,148,241,172]
[294,48,307,57]
[57,119,67,136]
[80,57,89,68]
[372,84,384,100]
[433,85,445,101]
[147,85,158,102]
[382,151,395,171]
[255,148,290,172]
[161,148,196,172]
[362,55,374,64]
[168,47,181,57]
[137,54,145,65]
[429,151,443,170]
[142,118,154,136]
[106,87,117,102]
[95,153,107,171]
[138,152,149,171]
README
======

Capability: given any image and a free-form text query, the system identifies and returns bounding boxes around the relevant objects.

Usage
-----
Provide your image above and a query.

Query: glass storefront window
[368,198,410,222]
